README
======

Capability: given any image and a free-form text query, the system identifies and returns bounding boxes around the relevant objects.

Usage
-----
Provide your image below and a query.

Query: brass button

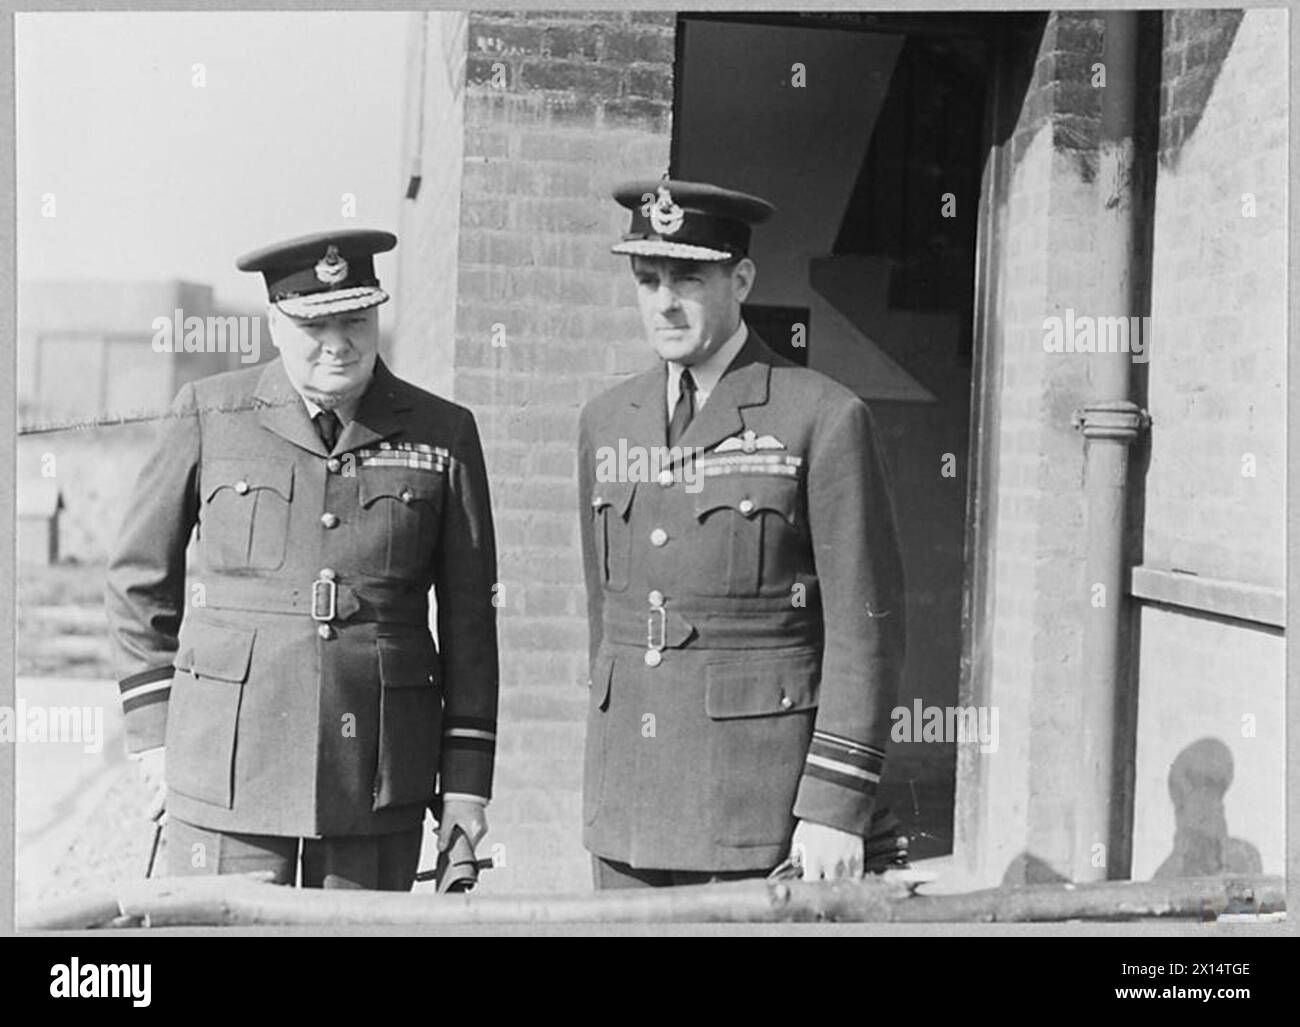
[317,624,332,640]
[649,528,668,547]
[738,498,755,515]
[644,649,663,668]
[319,568,337,581]
[326,457,342,473]
[657,469,674,487]
[648,589,664,608]
[321,513,339,529]
[401,488,414,504]
[779,695,794,710]
[234,480,250,495]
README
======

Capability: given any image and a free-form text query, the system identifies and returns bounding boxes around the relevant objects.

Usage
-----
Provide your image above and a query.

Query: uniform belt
[201,577,429,626]
[602,594,822,651]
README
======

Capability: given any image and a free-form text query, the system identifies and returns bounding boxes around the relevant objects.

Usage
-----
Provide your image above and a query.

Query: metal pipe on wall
[1070,10,1152,883]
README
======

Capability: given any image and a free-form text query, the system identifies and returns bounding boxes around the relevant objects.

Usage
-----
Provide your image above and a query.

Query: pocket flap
[175,624,256,683]
[588,647,615,711]
[693,476,799,524]
[590,479,635,519]
[203,458,293,504]
[377,639,439,689]
[705,648,820,719]
[359,469,442,509]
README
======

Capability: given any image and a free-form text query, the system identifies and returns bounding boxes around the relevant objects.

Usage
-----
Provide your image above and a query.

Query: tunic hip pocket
[372,639,442,811]
[704,647,820,846]
[165,623,257,809]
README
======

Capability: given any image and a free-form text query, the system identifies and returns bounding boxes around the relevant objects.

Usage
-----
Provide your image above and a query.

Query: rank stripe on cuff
[805,753,880,784]
[804,731,885,794]
[803,758,880,794]
[121,681,171,714]
[118,664,175,693]
[811,729,886,760]
[443,727,496,741]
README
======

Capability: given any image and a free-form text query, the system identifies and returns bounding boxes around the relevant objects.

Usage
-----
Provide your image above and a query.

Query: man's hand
[132,747,167,822]
[437,799,488,852]
[790,818,863,881]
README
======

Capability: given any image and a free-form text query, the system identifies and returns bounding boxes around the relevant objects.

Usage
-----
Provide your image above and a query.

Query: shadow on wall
[997,735,1263,887]
[1152,737,1261,879]
[1159,9,1245,168]
[1000,852,1070,886]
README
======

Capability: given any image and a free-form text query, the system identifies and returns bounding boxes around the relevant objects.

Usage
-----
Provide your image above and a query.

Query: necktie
[667,369,697,448]
[314,409,341,452]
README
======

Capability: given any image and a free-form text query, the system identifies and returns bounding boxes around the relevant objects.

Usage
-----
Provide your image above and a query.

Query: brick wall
[957,9,1285,886]
[453,10,674,892]
[1130,7,1286,876]
[1143,8,1282,588]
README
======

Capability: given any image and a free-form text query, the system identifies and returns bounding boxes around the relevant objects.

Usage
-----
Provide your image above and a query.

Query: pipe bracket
[1071,400,1151,442]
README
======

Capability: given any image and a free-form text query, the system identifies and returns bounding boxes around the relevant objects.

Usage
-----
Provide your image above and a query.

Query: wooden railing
[18,873,1285,930]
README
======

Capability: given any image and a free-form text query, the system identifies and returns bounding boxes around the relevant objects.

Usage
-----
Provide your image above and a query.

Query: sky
[17,12,412,314]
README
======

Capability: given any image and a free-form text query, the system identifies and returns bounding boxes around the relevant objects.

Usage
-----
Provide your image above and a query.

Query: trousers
[164,816,424,891]
[592,855,773,890]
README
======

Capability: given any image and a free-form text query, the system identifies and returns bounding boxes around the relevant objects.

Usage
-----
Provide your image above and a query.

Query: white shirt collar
[300,389,362,426]
[667,320,749,417]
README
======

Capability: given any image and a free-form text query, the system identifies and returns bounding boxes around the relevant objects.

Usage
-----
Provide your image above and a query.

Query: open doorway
[672,13,992,859]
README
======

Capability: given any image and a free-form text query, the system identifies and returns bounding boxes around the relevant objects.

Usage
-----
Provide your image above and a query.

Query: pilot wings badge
[699,431,801,478]
[314,245,349,286]
[643,185,685,236]
[715,430,786,454]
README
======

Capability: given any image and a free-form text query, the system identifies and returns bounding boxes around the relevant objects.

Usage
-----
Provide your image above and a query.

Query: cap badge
[643,185,685,236]
[314,245,349,286]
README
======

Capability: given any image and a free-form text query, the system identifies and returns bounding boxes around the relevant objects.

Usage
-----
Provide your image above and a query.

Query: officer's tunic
[106,357,499,838]
[578,331,906,872]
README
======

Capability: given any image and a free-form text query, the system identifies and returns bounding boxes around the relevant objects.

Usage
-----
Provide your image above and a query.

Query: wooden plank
[17,873,1284,930]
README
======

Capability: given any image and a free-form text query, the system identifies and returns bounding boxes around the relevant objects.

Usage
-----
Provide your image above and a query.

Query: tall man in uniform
[578,182,907,888]
[107,229,499,890]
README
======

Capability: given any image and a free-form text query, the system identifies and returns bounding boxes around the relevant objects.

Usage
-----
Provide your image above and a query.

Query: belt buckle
[311,577,337,622]
[646,605,667,652]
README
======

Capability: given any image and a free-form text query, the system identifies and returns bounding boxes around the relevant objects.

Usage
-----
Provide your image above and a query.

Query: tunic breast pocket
[589,479,635,592]
[692,475,803,596]
[357,468,445,576]
[200,459,294,571]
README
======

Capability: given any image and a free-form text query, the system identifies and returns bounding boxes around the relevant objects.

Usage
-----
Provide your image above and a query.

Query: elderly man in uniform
[107,229,498,890]
[578,181,907,888]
